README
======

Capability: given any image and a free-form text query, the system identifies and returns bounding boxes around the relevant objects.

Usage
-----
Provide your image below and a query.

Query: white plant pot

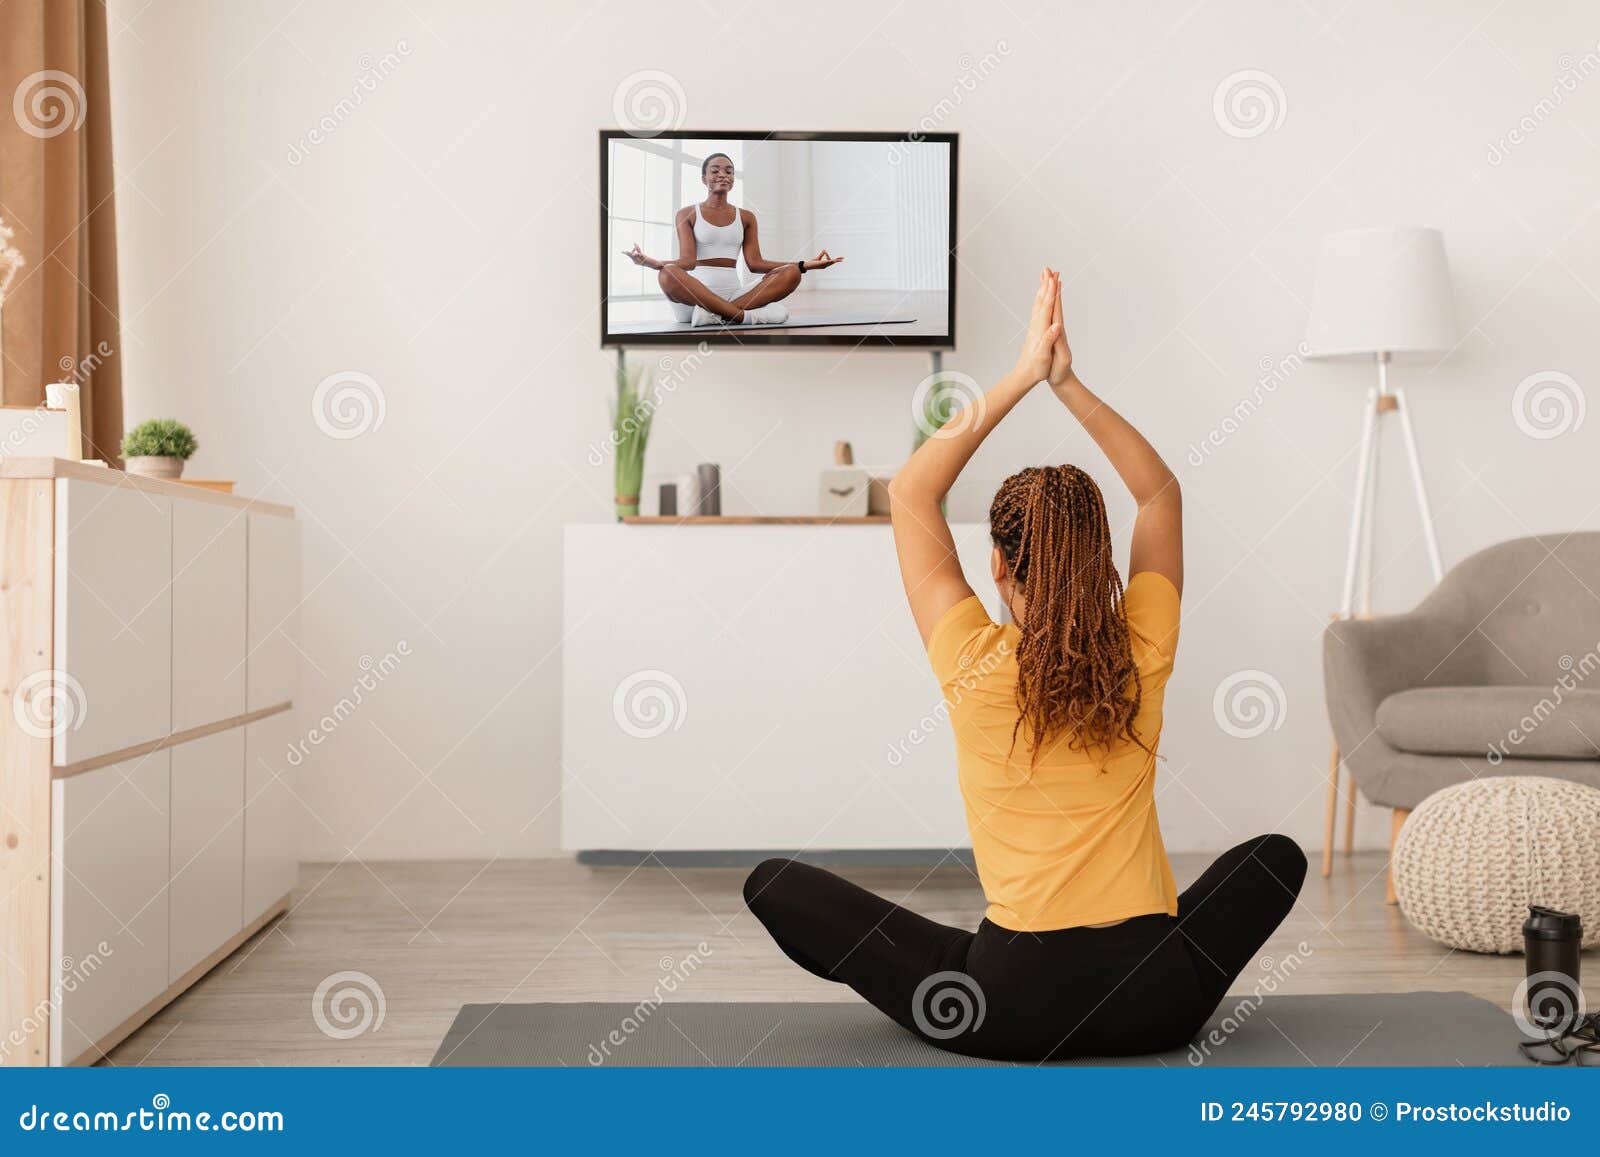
[125,455,185,480]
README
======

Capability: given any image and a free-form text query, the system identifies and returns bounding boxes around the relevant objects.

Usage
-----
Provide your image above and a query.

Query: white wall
[106,0,1600,860]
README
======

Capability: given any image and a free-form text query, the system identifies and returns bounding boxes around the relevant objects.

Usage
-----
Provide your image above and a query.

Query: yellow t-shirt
[928,571,1181,932]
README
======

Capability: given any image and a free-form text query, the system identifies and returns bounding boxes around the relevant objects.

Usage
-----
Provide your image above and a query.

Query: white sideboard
[0,460,300,1066]
[561,521,997,853]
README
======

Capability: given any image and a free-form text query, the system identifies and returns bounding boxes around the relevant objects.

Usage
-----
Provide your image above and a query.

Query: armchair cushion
[1376,686,1600,761]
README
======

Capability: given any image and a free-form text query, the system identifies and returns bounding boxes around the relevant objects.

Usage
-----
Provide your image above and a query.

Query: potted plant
[122,418,198,479]
[610,360,654,519]
[913,380,961,450]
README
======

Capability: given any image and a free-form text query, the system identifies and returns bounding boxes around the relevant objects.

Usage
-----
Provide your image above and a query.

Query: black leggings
[743,834,1307,1061]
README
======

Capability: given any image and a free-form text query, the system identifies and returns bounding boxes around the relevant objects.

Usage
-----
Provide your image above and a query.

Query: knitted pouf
[1393,776,1600,954]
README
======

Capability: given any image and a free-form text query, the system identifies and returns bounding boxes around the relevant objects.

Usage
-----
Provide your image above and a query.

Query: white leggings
[668,265,752,323]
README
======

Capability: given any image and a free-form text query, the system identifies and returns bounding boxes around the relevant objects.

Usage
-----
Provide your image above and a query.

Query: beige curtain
[0,0,123,464]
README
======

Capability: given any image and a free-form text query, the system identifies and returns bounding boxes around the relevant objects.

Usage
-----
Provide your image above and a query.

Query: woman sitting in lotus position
[623,151,842,327]
[742,269,1306,1061]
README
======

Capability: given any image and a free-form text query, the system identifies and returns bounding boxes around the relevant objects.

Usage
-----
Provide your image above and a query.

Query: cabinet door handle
[827,486,857,497]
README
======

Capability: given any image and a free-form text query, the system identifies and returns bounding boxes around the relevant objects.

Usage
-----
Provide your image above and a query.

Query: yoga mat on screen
[432,991,1527,1067]
[609,313,917,335]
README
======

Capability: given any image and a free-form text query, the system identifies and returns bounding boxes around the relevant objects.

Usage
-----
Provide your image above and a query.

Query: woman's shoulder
[1125,570,1179,613]
[928,597,1010,683]
[1124,571,1180,670]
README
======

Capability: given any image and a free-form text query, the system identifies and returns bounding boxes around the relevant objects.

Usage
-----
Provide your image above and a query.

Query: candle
[44,381,82,460]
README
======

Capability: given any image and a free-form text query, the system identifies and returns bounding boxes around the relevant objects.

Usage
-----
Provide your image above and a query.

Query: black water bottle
[1523,906,1583,1032]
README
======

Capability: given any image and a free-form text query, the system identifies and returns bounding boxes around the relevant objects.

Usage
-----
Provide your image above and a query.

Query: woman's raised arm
[888,270,1063,645]
[1041,274,1183,594]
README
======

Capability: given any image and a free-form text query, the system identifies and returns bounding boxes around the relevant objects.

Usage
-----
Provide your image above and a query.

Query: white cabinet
[169,730,245,982]
[172,500,247,731]
[244,710,300,919]
[2,461,300,1065]
[247,512,300,711]
[561,523,994,851]
[50,753,171,1064]
[52,479,172,767]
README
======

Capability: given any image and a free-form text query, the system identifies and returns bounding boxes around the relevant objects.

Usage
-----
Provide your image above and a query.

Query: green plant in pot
[911,380,962,515]
[122,418,198,480]
[913,380,961,451]
[610,360,654,519]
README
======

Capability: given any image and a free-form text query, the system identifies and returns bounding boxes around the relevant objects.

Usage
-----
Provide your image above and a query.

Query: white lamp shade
[1305,227,1457,359]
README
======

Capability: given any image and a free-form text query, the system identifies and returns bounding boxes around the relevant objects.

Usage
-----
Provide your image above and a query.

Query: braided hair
[988,465,1143,762]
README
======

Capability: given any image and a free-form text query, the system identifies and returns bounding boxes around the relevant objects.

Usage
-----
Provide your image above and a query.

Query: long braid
[989,465,1144,763]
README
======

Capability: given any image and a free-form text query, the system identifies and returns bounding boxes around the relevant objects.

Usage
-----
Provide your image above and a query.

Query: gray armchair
[1323,533,1600,892]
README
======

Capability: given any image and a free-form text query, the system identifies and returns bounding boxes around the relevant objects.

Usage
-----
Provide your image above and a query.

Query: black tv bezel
[599,129,958,350]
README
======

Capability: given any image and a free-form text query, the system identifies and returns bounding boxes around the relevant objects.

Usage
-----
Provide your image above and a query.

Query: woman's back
[930,571,1181,931]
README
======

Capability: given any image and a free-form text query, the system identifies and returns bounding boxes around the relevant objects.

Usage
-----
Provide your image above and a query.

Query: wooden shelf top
[623,515,891,525]
[0,458,293,518]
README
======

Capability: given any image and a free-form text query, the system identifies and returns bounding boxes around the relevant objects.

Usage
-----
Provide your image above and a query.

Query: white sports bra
[693,203,744,262]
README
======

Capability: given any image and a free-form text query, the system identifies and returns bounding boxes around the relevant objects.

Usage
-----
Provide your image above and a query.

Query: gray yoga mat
[432,991,1527,1067]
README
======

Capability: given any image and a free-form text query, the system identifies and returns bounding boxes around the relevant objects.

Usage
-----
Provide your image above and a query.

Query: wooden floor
[103,850,1528,1066]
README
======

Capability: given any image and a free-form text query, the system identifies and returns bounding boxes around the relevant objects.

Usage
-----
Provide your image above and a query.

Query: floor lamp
[1305,227,1458,892]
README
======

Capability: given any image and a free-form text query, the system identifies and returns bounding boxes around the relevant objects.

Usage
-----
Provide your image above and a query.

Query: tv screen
[600,131,956,348]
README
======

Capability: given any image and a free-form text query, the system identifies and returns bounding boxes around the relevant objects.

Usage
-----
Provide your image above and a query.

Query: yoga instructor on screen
[622,151,842,327]
[743,270,1307,1061]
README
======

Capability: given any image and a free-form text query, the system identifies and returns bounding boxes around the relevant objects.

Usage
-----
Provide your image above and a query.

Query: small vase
[125,455,185,480]
[615,493,640,521]
[694,464,721,517]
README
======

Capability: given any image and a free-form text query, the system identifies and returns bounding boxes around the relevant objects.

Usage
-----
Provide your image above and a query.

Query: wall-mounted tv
[600,130,957,348]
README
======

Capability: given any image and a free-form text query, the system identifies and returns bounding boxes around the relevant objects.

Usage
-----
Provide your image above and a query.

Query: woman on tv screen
[622,151,843,327]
